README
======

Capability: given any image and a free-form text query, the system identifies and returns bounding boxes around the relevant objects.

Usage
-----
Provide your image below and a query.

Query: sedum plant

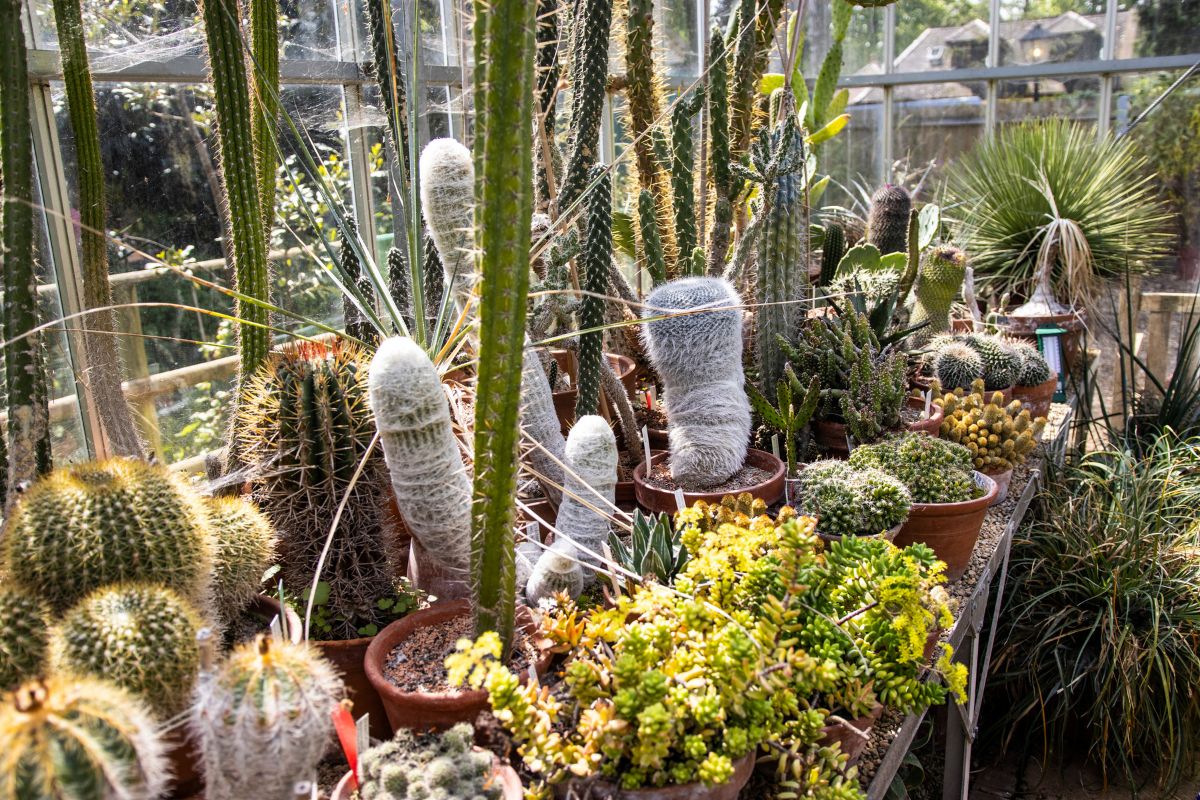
[849,433,978,505]
[356,723,499,800]
[797,460,911,538]
[0,589,51,691]
[937,380,1046,473]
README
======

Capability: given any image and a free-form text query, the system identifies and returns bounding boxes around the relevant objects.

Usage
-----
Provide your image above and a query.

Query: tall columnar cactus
[558,0,612,212]
[670,99,698,265]
[51,583,202,718]
[728,0,759,159]
[369,337,472,599]
[576,167,611,418]
[704,26,733,275]
[470,0,537,648]
[52,0,145,460]
[387,245,415,332]
[638,189,667,286]
[544,415,616,582]
[362,0,409,178]
[250,0,278,230]
[340,217,377,343]
[526,538,585,606]
[911,245,966,337]
[519,345,566,505]
[192,636,341,800]
[818,223,846,288]
[0,458,213,614]
[0,676,168,800]
[534,0,561,210]
[866,184,912,256]
[237,342,402,638]
[642,278,750,487]
[420,138,477,320]
[202,496,278,624]
[0,590,50,690]
[1,0,52,497]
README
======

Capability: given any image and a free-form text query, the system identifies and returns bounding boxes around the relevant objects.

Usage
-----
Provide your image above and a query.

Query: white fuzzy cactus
[419,138,476,317]
[642,277,751,487]
[515,540,543,592]
[368,337,472,598]
[526,538,585,605]
[542,415,616,583]
[520,344,566,504]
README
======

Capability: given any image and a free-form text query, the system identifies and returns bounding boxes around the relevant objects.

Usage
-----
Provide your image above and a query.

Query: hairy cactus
[0,590,50,690]
[642,278,750,487]
[911,245,966,336]
[849,433,977,505]
[938,380,1046,472]
[638,189,667,286]
[549,415,616,580]
[933,342,985,391]
[238,341,401,638]
[369,337,472,599]
[558,0,613,211]
[192,636,341,800]
[0,458,212,614]
[51,583,202,718]
[0,676,167,800]
[203,496,277,623]
[818,223,846,288]
[357,723,500,800]
[963,334,1021,390]
[866,184,911,255]
[798,460,911,538]
[576,167,611,418]
[420,138,476,318]
[526,538,585,606]
[520,346,567,505]
[1012,340,1053,386]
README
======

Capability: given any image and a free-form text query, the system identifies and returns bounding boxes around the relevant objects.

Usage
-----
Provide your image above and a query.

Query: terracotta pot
[811,418,851,457]
[555,753,755,800]
[246,594,302,643]
[165,728,204,799]
[407,539,470,601]
[982,467,1013,506]
[1012,374,1057,419]
[615,450,666,510]
[551,351,639,434]
[364,599,549,732]
[893,472,998,582]
[998,309,1086,375]
[632,449,786,515]
[332,757,524,800]
[646,427,669,449]
[904,396,943,436]
[818,705,883,765]
[316,634,393,742]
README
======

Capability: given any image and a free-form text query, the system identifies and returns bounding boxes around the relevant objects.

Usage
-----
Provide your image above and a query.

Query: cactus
[519,345,567,505]
[369,337,472,599]
[938,379,1046,473]
[423,233,445,325]
[52,583,202,718]
[839,347,908,444]
[704,26,733,275]
[514,540,542,596]
[745,365,819,477]
[203,496,278,624]
[911,245,966,336]
[798,460,911,539]
[670,98,698,265]
[534,0,561,210]
[192,636,341,800]
[387,245,415,332]
[238,342,402,638]
[1,0,52,497]
[849,433,977,505]
[356,723,500,800]
[1013,340,1053,386]
[526,538,585,606]
[642,278,750,487]
[340,217,377,343]
[866,184,911,256]
[362,0,409,179]
[0,676,167,800]
[818,224,846,288]
[0,590,50,691]
[727,0,758,159]
[250,0,278,231]
[420,138,477,319]
[963,334,1022,390]
[549,415,616,580]
[933,342,985,391]
[576,167,611,418]
[558,0,613,211]
[638,189,667,286]
[0,458,213,614]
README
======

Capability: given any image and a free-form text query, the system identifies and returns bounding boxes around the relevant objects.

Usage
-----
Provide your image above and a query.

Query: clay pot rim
[631,448,786,505]
[909,471,998,515]
[1013,374,1059,395]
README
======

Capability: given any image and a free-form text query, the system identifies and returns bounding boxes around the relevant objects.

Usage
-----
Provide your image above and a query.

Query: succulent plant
[938,380,1046,473]
[933,342,985,391]
[745,365,819,477]
[420,138,476,318]
[202,496,277,624]
[0,675,167,800]
[51,583,202,718]
[1012,340,1054,386]
[797,460,911,538]
[558,0,613,211]
[192,636,341,800]
[526,538,585,606]
[638,189,667,286]
[0,589,50,690]
[238,341,403,637]
[608,509,688,592]
[575,167,611,419]
[849,432,978,505]
[703,26,733,273]
[520,345,567,505]
[357,723,499,800]
[642,278,751,488]
[670,97,698,264]
[911,245,966,337]
[962,334,1021,390]
[865,184,911,255]
[817,223,846,288]
[544,415,616,582]
[0,458,212,614]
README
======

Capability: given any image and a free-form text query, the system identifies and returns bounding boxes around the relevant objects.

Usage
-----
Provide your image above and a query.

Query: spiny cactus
[818,223,846,288]
[704,26,732,275]
[0,590,50,690]
[526,538,585,606]
[911,245,966,336]
[356,723,500,800]
[849,433,977,505]
[670,98,698,265]
[866,184,911,256]
[798,460,911,539]
[362,0,409,178]
[0,676,167,800]
[192,636,341,800]
[558,0,613,211]
[0,458,212,614]
[534,0,560,211]
[52,583,202,718]
[340,217,377,343]
[423,233,445,325]
[938,379,1046,473]
[387,245,415,332]
[520,346,567,505]
[1012,340,1053,386]
[963,334,1021,390]
[420,138,476,319]
[727,0,758,160]
[549,415,616,579]
[638,189,667,286]
[576,167,611,418]
[933,342,985,391]
[203,496,277,624]
[238,341,401,638]
[642,278,750,487]
[369,337,472,600]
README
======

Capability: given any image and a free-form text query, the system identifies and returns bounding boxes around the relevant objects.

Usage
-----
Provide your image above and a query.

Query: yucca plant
[946,119,1172,304]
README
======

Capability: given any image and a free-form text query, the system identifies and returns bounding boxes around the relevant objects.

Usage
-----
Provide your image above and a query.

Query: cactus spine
[526,538,585,606]
[0,676,168,800]
[250,0,278,230]
[933,343,984,391]
[0,590,50,691]
[576,167,611,418]
[356,723,500,800]
[202,496,278,624]
[558,0,612,211]
[340,217,377,343]
[911,245,966,337]
[642,278,751,487]
[1,0,52,497]
[547,415,616,582]
[1013,340,1053,386]
[192,636,341,800]
[866,184,911,256]
[638,189,667,286]
[705,27,733,274]
[420,138,477,320]
[51,583,202,718]
[387,246,415,331]
[818,223,846,288]
[670,99,698,265]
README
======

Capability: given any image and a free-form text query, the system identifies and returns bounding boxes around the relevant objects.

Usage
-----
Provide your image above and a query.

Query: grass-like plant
[946,119,1171,303]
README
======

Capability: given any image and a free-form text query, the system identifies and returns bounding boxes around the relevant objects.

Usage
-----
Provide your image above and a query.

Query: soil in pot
[633,449,785,515]
[553,753,755,800]
[382,613,538,694]
[893,472,998,582]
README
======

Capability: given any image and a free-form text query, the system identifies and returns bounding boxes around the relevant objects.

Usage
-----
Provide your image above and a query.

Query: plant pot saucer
[632,449,785,515]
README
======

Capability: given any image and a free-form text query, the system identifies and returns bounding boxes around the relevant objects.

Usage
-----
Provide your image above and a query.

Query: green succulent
[849,433,978,505]
[1012,340,1053,386]
[608,510,689,592]
[798,460,911,538]
[962,334,1022,390]
[933,342,985,391]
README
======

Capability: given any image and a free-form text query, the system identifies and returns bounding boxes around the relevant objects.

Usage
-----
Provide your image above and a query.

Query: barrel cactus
[192,636,341,800]
[911,245,966,336]
[0,589,50,690]
[0,675,167,800]
[963,334,1022,390]
[866,184,911,255]
[933,342,985,391]
[849,433,977,505]
[51,583,202,718]
[526,538,585,606]
[1012,340,1053,386]
[356,723,500,800]
[202,496,277,624]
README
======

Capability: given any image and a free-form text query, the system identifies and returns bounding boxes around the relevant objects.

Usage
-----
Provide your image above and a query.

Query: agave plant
[607,510,688,593]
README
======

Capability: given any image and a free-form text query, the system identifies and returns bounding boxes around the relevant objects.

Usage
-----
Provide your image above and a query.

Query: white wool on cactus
[419,138,476,318]
[642,277,750,487]
[519,344,566,504]
[526,537,585,606]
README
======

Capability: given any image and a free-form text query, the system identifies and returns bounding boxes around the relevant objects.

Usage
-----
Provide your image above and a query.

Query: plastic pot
[554,753,755,800]
[332,757,524,800]
[632,449,785,515]
[982,467,1013,506]
[551,350,638,434]
[1012,374,1057,419]
[892,472,998,581]
[818,705,883,765]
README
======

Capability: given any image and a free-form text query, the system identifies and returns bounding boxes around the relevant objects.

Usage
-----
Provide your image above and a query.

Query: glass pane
[821,92,883,210]
[1125,0,1200,58]
[895,0,991,73]
[893,85,984,192]
[803,0,885,79]
[996,0,1108,66]
[995,74,1100,126]
[660,0,700,79]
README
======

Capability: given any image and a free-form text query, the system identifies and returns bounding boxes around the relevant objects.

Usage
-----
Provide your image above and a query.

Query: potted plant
[793,459,911,541]
[1009,340,1058,418]
[920,333,1020,401]
[848,433,997,580]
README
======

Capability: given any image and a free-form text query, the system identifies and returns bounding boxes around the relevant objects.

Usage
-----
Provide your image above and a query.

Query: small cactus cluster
[0,589,50,690]
[926,333,1022,391]
[1011,340,1054,386]
[849,432,978,505]
[798,460,911,539]
[932,342,984,391]
[938,380,1047,473]
[962,334,1022,390]
[356,723,500,800]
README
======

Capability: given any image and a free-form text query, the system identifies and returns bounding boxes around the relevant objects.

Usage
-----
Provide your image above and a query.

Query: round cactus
[357,723,500,800]
[963,334,1022,390]
[1012,340,1053,386]
[0,675,168,800]
[0,589,50,691]
[192,636,341,800]
[933,342,985,391]
[798,460,911,538]
[0,458,213,614]
[866,184,911,255]
[51,583,202,718]
[849,432,977,505]
[526,538,585,606]
[203,496,278,624]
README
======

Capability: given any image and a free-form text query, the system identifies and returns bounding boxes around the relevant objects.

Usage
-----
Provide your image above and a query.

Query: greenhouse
[0,0,1198,796]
